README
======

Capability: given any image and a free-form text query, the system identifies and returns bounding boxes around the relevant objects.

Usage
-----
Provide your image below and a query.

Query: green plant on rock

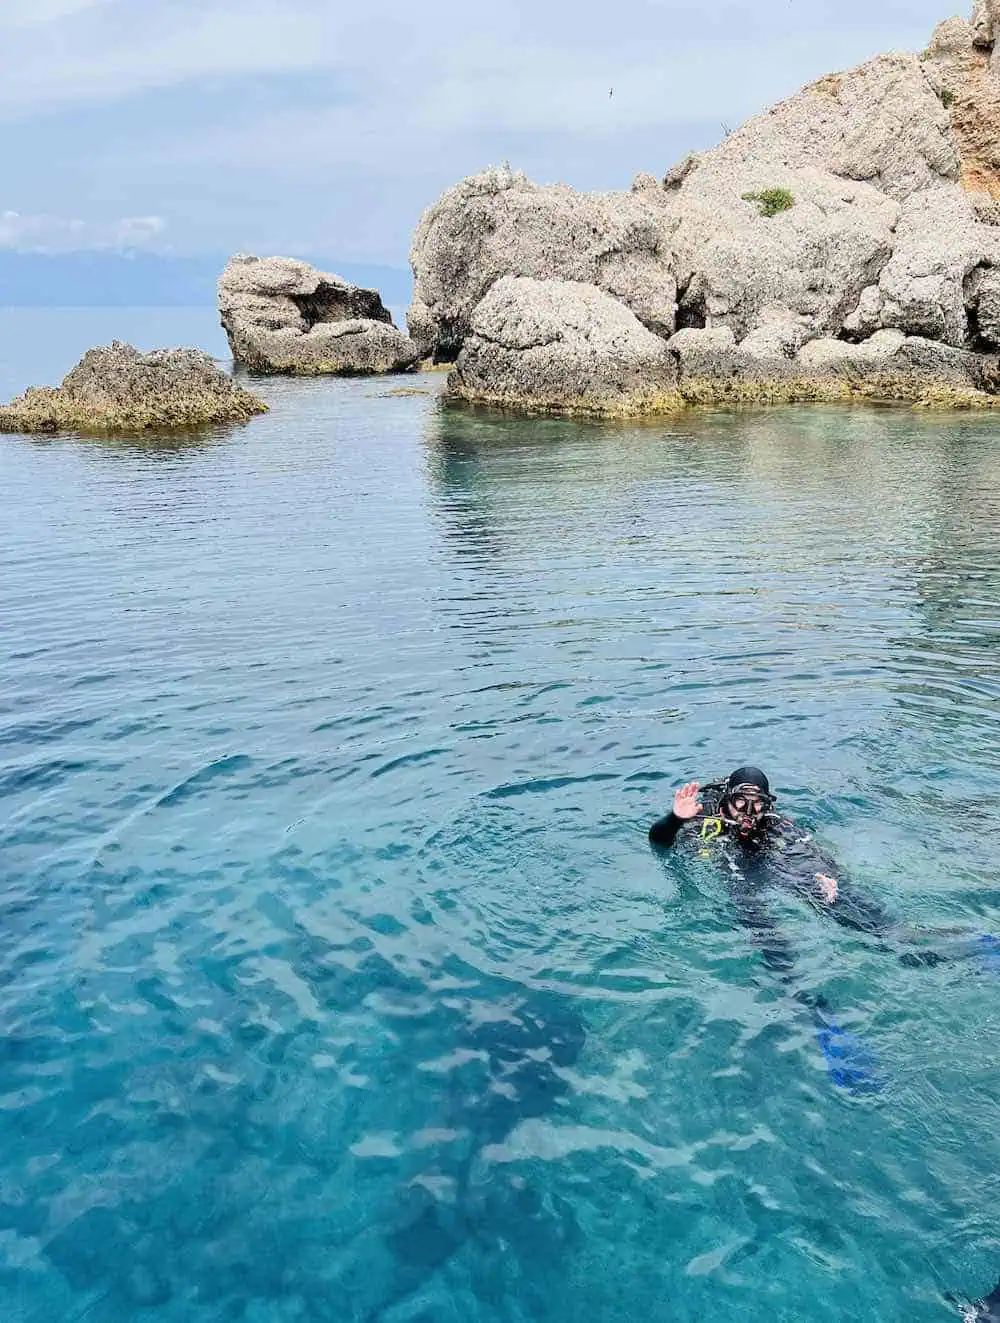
[742,187,795,218]
[939,88,955,108]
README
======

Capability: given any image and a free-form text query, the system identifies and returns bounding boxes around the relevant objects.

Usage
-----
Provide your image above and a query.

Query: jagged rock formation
[449,276,682,415]
[0,342,268,434]
[409,3,1000,414]
[407,168,676,360]
[218,255,419,376]
[926,6,1000,195]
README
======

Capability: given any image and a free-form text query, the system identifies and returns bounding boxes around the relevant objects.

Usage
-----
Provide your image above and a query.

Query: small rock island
[0,342,268,434]
[218,255,419,376]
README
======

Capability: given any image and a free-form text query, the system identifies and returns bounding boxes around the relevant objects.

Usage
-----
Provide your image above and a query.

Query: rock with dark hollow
[446,277,682,416]
[0,341,268,434]
[218,255,420,375]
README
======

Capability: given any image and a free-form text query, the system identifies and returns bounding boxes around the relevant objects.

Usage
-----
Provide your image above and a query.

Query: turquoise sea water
[2,309,1000,1322]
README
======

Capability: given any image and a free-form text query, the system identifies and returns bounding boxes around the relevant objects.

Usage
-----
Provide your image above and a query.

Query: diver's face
[724,792,766,837]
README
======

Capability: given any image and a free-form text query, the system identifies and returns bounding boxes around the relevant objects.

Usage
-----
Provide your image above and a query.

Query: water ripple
[2,367,1000,1320]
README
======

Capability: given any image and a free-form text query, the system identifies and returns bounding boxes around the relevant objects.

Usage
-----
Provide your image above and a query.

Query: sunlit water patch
[2,311,1000,1322]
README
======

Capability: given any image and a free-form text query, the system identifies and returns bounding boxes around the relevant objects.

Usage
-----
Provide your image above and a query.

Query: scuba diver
[650,765,907,946]
[652,769,1000,1316]
[648,765,977,1092]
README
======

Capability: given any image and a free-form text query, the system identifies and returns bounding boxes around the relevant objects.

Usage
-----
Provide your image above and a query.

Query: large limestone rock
[970,0,1000,47]
[218,255,419,376]
[410,49,965,361]
[411,3,1000,412]
[447,277,682,416]
[408,166,676,361]
[0,342,268,434]
[670,168,897,342]
[796,329,1000,396]
[969,265,1000,343]
[923,10,1000,194]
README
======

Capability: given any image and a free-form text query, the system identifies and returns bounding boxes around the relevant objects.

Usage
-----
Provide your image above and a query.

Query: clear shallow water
[2,311,1000,1322]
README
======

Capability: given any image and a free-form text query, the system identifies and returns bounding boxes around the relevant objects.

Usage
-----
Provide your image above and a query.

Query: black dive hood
[726,766,771,797]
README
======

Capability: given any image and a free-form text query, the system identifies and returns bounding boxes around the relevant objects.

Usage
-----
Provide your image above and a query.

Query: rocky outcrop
[0,342,268,434]
[664,53,955,343]
[924,9,1000,194]
[868,188,1000,345]
[666,326,1000,406]
[412,3,1000,415]
[218,255,419,376]
[408,166,676,361]
[447,277,682,416]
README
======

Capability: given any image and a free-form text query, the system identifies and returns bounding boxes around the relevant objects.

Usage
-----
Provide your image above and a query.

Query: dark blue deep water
[2,309,1000,1322]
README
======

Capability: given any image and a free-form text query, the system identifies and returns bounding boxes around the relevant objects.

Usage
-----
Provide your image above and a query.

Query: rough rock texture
[666,53,956,342]
[872,188,1000,345]
[408,166,676,360]
[923,12,1000,195]
[411,4,1000,414]
[970,265,1000,343]
[447,277,682,416]
[0,342,268,434]
[667,327,1000,406]
[219,255,419,375]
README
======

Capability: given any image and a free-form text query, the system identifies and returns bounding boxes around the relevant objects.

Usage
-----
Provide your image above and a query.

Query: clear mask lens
[731,796,764,816]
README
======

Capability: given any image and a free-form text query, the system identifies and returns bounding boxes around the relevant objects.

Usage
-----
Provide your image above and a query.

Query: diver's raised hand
[673,782,703,820]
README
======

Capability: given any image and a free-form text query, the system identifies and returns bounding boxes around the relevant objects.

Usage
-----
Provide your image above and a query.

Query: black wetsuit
[649,789,900,987]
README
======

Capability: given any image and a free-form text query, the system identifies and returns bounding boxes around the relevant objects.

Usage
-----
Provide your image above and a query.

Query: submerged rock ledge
[413,2,1000,415]
[0,342,268,434]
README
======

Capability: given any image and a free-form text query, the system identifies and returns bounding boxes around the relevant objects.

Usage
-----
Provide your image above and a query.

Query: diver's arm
[781,833,989,967]
[777,825,898,937]
[649,780,704,849]
[648,811,686,848]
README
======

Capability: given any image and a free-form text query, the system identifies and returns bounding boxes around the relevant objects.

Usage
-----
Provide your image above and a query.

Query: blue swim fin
[816,1021,881,1095]
[974,935,1000,973]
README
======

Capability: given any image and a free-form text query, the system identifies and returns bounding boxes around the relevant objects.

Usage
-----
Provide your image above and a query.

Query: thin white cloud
[0,0,366,118]
[0,210,165,251]
[125,25,932,180]
[0,0,111,28]
[0,0,967,263]
[0,0,953,121]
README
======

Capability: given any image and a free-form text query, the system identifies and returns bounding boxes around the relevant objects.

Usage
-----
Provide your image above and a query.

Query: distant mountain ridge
[0,251,413,309]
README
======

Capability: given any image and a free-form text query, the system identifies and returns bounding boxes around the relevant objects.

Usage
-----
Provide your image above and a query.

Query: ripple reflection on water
[2,372,1000,1321]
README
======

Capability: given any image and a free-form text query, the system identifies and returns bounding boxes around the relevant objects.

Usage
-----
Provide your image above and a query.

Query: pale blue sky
[0,0,964,268]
